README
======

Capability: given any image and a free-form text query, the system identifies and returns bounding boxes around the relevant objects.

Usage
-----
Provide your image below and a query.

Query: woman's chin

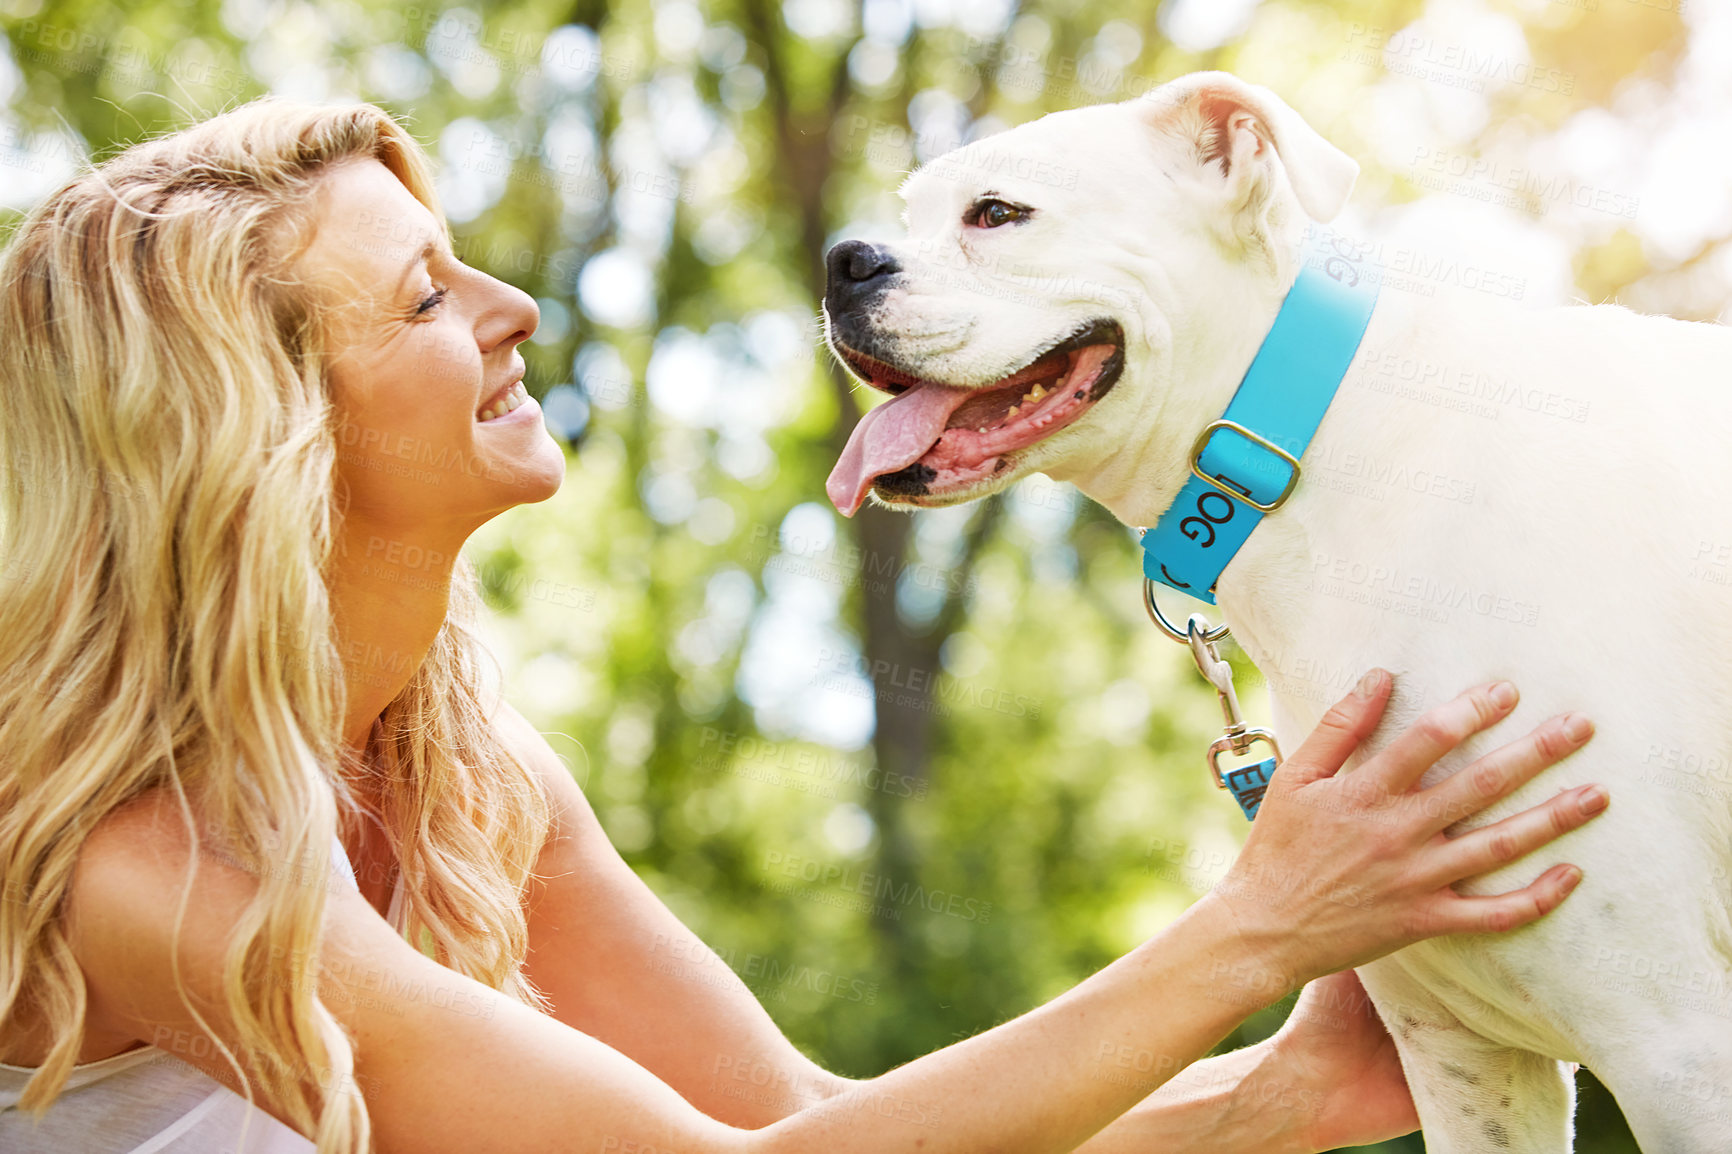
[507,435,568,505]
[470,407,568,499]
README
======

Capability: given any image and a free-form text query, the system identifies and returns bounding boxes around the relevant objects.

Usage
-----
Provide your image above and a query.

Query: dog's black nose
[824,240,900,315]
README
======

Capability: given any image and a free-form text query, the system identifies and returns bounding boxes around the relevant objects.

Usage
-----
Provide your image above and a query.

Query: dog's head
[823,71,1358,518]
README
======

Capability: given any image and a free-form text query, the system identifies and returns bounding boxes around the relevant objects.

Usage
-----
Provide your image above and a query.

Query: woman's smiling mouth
[477,378,530,422]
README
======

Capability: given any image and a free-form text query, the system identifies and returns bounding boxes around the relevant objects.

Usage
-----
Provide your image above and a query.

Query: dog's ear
[1140,71,1358,228]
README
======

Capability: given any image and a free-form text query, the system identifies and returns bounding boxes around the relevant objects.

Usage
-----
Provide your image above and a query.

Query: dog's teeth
[1007,404,1020,417]
[978,426,987,433]
[1030,383,1046,400]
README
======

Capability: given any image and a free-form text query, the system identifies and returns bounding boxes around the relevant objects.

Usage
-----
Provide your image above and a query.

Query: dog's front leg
[1356,955,1575,1153]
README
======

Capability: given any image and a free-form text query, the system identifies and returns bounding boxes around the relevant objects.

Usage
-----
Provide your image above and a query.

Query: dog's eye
[972,199,1028,229]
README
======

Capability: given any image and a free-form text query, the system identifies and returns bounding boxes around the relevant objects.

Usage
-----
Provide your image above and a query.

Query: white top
[0,836,403,1153]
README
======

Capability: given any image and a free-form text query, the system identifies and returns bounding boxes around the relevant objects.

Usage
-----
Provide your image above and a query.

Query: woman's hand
[1071,970,1419,1154]
[1261,971,1420,1152]
[1261,969,1587,1154]
[1206,670,1607,996]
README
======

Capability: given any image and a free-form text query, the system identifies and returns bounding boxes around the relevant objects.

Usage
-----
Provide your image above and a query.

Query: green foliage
[3,0,1699,1148]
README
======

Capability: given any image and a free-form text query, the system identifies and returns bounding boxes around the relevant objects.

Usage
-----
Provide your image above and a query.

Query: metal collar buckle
[1187,419,1302,514]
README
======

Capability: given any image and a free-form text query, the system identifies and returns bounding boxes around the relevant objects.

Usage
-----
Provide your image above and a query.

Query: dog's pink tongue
[827,383,969,516]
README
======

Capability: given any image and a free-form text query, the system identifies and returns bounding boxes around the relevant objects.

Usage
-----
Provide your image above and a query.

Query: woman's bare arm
[68,789,1256,1154]
[66,790,753,1152]
[63,675,1604,1154]
[501,699,1346,1150]
[495,698,857,1124]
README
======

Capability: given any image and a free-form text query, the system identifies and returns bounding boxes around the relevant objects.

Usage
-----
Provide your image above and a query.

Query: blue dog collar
[1140,226,1380,604]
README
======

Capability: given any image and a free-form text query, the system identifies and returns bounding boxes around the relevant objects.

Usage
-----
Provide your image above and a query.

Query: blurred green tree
[1,0,1698,1149]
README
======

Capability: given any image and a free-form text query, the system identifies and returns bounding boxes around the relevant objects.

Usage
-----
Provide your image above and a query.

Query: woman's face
[300,157,563,545]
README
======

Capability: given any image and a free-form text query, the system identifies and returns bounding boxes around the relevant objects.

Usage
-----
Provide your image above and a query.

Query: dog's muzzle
[823,240,900,334]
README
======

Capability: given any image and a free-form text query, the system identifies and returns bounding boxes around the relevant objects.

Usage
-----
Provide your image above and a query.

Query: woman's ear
[1136,71,1359,233]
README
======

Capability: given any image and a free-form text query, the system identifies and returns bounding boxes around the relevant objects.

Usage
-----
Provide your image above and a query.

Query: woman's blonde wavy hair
[0,96,552,1152]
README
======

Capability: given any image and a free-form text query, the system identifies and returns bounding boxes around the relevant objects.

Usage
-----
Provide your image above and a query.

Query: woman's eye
[975,200,1026,229]
[415,286,449,316]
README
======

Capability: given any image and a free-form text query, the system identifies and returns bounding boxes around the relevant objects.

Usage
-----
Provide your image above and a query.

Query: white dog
[820,71,1732,1152]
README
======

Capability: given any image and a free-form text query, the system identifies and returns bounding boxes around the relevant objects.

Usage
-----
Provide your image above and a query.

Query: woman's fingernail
[1490,681,1518,709]
[1355,668,1389,699]
[1563,713,1593,743]
[1579,785,1609,814]
[1561,865,1584,891]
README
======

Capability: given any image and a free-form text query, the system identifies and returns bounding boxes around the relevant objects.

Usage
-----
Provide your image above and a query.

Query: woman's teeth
[478,381,528,422]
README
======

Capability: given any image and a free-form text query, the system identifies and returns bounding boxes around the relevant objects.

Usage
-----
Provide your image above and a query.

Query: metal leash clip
[1137,530,1281,820]
[1184,614,1283,820]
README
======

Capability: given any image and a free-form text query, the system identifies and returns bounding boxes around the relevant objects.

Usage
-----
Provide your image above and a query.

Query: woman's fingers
[1412,712,1596,833]
[1364,680,1521,795]
[1421,862,1586,937]
[1220,673,1608,982]
[1420,784,1608,887]
[1278,668,1393,788]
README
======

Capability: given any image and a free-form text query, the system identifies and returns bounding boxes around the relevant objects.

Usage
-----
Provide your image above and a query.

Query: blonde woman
[0,97,1608,1154]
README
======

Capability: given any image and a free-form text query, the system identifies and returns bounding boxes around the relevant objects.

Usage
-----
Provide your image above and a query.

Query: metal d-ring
[1143,576,1231,645]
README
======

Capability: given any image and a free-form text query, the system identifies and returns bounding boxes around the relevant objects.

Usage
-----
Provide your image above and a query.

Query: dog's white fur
[829,72,1732,1152]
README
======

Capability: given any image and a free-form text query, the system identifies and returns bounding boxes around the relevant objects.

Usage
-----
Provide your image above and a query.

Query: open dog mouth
[826,320,1123,516]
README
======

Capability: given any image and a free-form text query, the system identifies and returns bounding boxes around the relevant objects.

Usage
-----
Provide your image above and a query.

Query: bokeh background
[2,0,1718,1148]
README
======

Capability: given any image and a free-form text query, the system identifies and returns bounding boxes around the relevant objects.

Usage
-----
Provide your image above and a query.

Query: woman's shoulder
[32,790,252,1066]
[70,787,264,922]
[69,788,206,926]
[483,699,604,848]
[77,785,216,858]
[65,790,351,1040]
[64,709,581,992]
[59,787,443,1123]
[67,788,264,985]
[484,698,561,773]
